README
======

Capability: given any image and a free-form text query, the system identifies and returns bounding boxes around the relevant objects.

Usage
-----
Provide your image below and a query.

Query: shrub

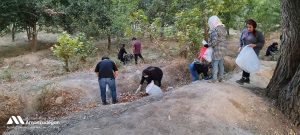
[0,67,13,82]
[76,33,98,61]
[52,32,97,72]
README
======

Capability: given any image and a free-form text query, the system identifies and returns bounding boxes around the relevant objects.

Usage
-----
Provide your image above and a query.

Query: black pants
[242,70,250,78]
[118,57,125,64]
[194,63,209,77]
[134,53,144,64]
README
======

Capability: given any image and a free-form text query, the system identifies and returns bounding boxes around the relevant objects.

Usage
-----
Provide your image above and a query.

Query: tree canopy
[0,0,280,50]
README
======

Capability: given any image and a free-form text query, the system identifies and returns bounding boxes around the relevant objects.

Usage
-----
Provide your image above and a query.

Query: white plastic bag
[235,46,260,73]
[146,81,163,96]
[203,47,213,62]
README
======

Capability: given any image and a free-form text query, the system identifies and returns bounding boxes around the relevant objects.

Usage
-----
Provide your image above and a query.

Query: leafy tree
[218,0,248,35]
[124,9,149,38]
[0,0,60,51]
[52,32,81,72]
[52,32,97,72]
[175,8,202,56]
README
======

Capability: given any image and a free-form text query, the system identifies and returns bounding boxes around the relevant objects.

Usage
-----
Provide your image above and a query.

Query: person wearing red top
[132,37,144,64]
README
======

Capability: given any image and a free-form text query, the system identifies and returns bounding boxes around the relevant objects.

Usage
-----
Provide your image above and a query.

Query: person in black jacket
[135,66,163,93]
[265,42,278,56]
[118,44,127,65]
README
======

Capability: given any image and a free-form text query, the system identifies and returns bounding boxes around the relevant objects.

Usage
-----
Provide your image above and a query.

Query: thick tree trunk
[266,0,300,125]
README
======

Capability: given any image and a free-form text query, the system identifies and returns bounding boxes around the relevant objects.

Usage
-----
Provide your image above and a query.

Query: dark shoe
[218,78,224,82]
[236,78,245,85]
[236,77,250,85]
[102,102,108,105]
[244,77,250,84]
[112,100,118,104]
[203,76,212,80]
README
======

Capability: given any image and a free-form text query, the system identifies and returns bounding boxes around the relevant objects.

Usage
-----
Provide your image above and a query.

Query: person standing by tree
[207,16,227,83]
[132,37,144,64]
[236,19,265,85]
[95,56,119,105]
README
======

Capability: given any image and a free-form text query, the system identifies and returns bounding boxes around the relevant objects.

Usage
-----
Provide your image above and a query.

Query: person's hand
[135,85,142,94]
[248,44,256,48]
[114,71,119,78]
[238,47,241,52]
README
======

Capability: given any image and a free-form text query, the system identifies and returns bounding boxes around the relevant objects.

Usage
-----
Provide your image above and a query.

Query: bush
[0,67,13,82]
[52,32,98,72]
[76,33,98,61]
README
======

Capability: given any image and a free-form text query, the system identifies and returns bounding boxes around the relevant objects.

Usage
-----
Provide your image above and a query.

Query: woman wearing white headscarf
[207,16,227,83]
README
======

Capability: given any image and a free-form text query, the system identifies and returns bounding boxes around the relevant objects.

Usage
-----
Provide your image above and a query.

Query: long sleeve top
[240,29,265,55]
[208,25,227,60]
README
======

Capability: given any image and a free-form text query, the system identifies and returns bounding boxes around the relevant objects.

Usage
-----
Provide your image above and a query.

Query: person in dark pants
[189,60,210,82]
[236,19,265,85]
[135,66,163,93]
[132,37,144,64]
[95,57,119,105]
[265,42,278,56]
[118,44,127,65]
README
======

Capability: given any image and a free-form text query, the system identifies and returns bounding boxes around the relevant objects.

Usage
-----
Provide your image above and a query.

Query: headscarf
[208,16,224,30]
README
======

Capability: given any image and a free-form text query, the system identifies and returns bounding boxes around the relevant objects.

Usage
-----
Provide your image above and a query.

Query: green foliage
[248,0,280,34]
[76,33,98,61]
[52,32,97,71]
[1,0,281,50]
[125,9,149,38]
[175,8,203,55]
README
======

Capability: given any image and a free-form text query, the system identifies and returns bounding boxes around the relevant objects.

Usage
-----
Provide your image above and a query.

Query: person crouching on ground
[265,42,278,56]
[95,56,119,105]
[118,44,127,65]
[189,42,210,82]
[135,66,163,93]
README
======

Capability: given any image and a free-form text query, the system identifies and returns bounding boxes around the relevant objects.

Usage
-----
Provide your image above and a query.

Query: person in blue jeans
[189,61,210,82]
[207,16,227,83]
[95,56,119,105]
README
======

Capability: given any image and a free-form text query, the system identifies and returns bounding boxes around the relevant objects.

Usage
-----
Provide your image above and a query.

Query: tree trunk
[30,24,38,52]
[149,34,153,43]
[204,23,209,41]
[26,26,32,41]
[160,21,164,40]
[227,27,230,36]
[64,58,70,72]
[266,0,300,126]
[107,34,111,50]
[11,23,16,42]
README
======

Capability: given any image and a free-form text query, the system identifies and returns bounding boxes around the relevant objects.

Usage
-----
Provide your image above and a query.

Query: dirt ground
[5,68,300,134]
[1,30,299,134]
